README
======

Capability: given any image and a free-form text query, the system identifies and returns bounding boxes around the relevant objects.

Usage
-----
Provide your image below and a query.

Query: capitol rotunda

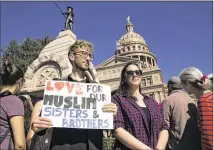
[96,17,167,102]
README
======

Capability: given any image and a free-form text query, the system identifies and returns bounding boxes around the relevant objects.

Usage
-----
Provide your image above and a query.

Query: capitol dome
[118,17,147,45]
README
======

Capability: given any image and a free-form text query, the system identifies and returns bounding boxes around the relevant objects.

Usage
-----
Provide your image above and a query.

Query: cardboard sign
[41,80,113,129]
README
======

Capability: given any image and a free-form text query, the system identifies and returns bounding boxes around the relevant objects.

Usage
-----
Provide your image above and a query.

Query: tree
[1,35,54,73]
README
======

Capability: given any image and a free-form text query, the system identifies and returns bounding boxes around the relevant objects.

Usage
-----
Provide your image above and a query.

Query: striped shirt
[197,92,213,150]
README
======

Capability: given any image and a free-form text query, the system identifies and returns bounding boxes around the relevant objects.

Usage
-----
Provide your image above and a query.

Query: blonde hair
[179,67,212,90]
[68,40,93,55]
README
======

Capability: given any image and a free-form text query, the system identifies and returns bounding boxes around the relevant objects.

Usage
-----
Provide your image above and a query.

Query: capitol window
[133,46,135,50]
[140,56,146,62]
[147,77,152,85]
[152,59,155,66]
[142,78,146,86]
[133,55,138,59]
[127,47,130,51]
[138,46,141,50]
[148,57,152,67]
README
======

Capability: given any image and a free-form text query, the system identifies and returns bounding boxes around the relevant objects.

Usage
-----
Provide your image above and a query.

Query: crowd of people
[0,39,213,150]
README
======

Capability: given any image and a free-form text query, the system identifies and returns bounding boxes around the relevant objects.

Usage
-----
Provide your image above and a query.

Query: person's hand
[86,62,99,83]
[102,103,117,116]
[31,117,53,133]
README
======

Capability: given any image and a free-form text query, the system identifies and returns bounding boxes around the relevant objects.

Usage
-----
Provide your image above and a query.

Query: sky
[1,1,213,83]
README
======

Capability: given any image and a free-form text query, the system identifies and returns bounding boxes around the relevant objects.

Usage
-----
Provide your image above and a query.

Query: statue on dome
[126,15,133,32]
[127,15,131,22]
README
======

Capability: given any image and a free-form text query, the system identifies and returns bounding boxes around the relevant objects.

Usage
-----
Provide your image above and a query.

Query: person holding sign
[28,40,117,150]
[112,62,169,150]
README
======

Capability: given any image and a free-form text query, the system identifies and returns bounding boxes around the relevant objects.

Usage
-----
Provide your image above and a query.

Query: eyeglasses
[125,70,142,76]
[73,51,94,61]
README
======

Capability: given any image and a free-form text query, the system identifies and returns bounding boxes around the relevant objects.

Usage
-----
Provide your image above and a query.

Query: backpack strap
[0,90,12,98]
[0,129,10,144]
[8,125,13,150]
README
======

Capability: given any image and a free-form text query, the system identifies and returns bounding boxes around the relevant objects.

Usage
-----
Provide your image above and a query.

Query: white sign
[41,80,113,129]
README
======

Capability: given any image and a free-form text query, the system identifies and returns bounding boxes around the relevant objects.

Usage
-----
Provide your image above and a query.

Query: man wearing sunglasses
[30,40,117,150]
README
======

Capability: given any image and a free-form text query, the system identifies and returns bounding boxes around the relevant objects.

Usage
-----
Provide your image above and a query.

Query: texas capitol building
[21,17,167,104]
[96,18,167,103]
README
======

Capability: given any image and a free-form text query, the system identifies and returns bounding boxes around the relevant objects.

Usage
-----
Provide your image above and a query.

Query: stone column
[160,91,165,102]
[145,56,148,68]
[145,56,148,64]
[154,92,159,102]
[153,91,161,103]
[158,91,162,103]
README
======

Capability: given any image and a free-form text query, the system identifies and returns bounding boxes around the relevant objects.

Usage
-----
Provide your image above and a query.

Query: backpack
[18,95,32,137]
[0,90,14,149]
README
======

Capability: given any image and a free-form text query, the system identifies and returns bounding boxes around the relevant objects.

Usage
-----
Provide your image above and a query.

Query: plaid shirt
[112,93,169,150]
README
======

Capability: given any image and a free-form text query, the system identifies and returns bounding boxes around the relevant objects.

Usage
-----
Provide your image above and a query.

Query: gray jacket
[162,90,201,150]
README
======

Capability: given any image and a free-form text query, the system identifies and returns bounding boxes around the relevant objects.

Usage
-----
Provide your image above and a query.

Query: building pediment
[96,55,138,69]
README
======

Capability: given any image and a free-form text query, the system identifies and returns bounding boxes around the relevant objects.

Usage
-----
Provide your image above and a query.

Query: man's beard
[75,62,89,71]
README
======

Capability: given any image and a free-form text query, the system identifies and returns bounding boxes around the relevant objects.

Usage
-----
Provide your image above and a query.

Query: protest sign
[41,80,113,129]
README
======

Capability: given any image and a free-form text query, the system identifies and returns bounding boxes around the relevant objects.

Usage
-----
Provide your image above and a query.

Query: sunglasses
[125,70,142,76]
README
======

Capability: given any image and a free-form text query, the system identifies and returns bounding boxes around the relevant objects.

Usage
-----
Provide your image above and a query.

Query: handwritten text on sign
[41,80,113,129]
